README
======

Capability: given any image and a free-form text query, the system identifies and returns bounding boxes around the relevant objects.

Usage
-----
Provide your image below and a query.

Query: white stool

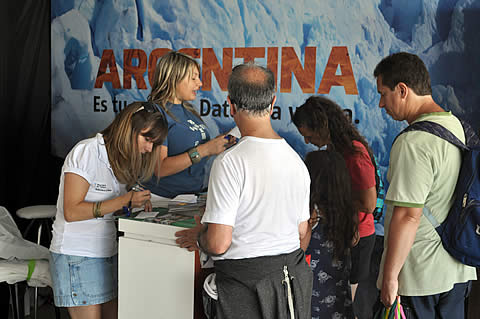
[16,205,56,243]
[15,205,57,319]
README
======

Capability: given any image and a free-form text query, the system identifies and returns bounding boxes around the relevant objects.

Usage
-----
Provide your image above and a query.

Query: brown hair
[101,102,168,188]
[293,95,375,160]
[305,150,358,260]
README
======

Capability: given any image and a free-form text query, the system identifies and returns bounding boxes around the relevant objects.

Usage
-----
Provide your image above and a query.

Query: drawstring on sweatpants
[282,265,295,319]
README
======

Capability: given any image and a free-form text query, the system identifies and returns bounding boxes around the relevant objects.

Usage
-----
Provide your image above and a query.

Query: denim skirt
[49,252,118,307]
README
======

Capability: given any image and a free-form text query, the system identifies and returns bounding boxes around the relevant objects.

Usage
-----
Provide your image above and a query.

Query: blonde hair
[101,102,168,188]
[148,50,202,121]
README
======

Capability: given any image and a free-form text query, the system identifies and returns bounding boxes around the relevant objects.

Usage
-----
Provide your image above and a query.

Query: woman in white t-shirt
[49,102,167,319]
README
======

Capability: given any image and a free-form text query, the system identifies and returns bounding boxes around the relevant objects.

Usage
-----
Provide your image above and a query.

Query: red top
[344,140,376,238]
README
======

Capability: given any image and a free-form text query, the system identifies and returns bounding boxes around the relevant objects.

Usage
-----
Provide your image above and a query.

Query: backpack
[372,155,385,221]
[396,119,480,267]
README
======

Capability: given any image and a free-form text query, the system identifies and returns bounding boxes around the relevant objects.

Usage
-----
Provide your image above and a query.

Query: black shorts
[350,233,376,284]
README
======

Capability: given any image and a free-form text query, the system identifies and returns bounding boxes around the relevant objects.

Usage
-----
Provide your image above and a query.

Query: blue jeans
[400,281,472,319]
[49,252,118,307]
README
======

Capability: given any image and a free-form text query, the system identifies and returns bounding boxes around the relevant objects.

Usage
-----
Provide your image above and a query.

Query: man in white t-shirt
[186,63,312,319]
[374,52,476,318]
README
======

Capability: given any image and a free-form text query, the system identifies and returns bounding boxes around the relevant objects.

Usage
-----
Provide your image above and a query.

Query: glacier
[51,0,480,192]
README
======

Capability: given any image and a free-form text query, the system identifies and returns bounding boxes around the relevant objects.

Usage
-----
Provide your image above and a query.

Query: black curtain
[1,0,61,316]
[1,0,61,229]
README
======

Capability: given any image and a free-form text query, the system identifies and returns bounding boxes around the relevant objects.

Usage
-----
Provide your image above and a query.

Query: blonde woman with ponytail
[49,102,167,319]
[144,50,236,198]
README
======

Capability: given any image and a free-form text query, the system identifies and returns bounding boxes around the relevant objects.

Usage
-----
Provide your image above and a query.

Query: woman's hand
[144,200,152,212]
[198,134,237,157]
[129,190,151,208]
[63,173,152,222]
[308,209,319,228]
[155,135,237,178]
[352,229,360,246]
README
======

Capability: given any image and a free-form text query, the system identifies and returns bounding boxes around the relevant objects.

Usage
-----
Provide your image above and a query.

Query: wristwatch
[188,147,202,164]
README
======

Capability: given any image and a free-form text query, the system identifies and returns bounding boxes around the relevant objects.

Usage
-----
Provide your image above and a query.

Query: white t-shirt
[50,133,124,258]
[202,136,310,260]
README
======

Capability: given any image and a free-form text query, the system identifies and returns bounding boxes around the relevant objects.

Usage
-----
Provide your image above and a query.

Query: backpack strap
[372,154,385,221]
[396,120,469,151]
[459,119,480,148]
[422,206,440,229]
[394,119,475,234]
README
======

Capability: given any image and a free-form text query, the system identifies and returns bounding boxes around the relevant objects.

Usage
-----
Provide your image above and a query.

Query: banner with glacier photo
[51,0,480,183]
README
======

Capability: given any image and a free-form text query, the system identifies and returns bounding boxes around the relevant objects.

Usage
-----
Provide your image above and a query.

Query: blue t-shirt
[144,103,210,198]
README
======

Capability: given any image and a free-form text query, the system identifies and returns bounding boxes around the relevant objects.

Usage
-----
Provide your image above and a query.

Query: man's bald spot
[238,65,269,85]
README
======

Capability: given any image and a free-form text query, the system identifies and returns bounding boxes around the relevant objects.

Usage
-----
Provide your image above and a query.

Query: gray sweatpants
[214,248,313,319]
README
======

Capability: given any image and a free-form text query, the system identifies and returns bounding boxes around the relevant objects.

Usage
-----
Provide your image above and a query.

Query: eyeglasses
[134,102,158,114]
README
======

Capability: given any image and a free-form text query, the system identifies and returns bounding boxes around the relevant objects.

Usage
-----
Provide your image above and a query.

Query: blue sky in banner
[51,0,480,187]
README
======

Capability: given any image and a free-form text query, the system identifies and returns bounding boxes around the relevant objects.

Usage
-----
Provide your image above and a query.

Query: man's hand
[381,277,398,308]
[175,215,203,251]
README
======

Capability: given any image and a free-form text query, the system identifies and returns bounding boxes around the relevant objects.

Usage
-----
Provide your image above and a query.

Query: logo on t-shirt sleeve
[93,182,113,192]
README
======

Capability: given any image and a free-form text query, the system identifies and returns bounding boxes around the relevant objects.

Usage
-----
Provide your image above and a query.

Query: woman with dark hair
[49,102,168,319]
[302,150,358,319]
[293,95,377,308]
[144,50,236,198]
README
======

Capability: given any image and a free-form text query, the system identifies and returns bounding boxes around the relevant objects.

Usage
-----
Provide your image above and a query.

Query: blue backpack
[372,155,385,222]
[397,119,480,267]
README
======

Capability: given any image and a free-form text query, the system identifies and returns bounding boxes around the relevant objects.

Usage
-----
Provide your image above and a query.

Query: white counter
[118,218,196,319]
